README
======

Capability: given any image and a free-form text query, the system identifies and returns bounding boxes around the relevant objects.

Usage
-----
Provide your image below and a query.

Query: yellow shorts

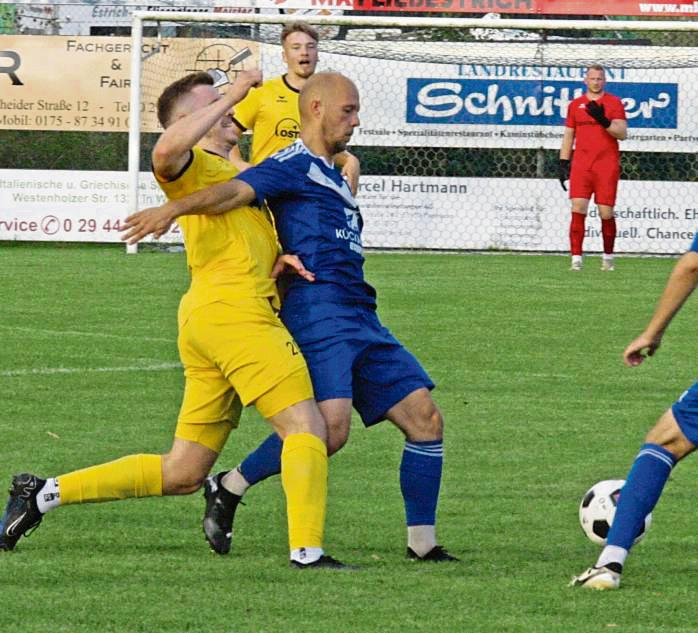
[174,298,314,453]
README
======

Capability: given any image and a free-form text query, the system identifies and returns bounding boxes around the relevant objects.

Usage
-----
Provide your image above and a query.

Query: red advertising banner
[351,0,698,16]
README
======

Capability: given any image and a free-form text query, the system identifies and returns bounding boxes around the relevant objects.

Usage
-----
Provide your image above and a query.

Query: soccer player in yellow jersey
[230,21,360,193]
[0,70,347,569]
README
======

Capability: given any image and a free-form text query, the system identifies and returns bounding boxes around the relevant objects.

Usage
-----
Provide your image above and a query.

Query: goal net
[129,13,698,255]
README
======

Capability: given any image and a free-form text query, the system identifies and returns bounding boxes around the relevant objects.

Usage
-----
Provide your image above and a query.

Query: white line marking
[0,324,175,344]
[0,363,181,378]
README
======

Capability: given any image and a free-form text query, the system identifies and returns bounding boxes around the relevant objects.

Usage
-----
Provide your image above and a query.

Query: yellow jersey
[157,146,280,321]
[232,75,300,164]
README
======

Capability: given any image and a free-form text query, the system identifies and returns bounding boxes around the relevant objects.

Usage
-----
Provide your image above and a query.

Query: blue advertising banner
[406,79,678,129]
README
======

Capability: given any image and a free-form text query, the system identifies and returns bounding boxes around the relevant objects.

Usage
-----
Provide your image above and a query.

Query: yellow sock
[58,454,163,505]
[281,433,327,550]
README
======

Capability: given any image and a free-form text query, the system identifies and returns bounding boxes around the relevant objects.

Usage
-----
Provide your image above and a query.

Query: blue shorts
[280,301,434,426]
[672,381,698,445]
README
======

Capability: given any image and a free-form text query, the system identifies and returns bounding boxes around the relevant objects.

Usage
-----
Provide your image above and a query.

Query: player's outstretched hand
[586,101,611,128]
[271,254,315,282]
[121,205,175,245]
[623,332,662,367]
[558,159,570,191]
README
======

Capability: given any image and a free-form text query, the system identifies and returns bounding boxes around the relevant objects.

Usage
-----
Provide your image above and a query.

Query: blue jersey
[235,140,377,307]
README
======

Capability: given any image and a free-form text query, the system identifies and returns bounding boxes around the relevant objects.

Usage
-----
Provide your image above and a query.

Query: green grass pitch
[1,243,698,632]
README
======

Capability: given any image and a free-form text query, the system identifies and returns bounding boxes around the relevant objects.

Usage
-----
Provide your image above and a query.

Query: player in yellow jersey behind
[230,21,360,193]
[0,69,347,569]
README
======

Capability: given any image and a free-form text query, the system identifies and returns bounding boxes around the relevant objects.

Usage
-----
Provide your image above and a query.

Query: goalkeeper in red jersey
[558,64,627,272]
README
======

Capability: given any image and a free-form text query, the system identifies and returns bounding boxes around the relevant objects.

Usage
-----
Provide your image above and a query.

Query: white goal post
[127,12,698,255]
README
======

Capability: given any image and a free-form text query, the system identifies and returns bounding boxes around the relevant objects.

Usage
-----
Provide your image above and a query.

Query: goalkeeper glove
[558,159,570,191]
[586,101,611,128]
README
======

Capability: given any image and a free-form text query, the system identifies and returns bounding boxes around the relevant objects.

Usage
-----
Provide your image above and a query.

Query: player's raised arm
[586,100,627,141]
[334,150,360,196]
[121,178,257,244]
[153,70,262,181]
[624,250,698,367]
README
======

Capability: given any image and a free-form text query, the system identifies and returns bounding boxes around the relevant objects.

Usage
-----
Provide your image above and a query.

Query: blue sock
[239,433,283,486]
[607,443,676,550]
[400,440,443,525]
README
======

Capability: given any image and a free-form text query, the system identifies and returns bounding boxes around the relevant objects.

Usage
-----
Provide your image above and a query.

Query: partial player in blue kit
[571,234,698,590]
[121,71,457,563]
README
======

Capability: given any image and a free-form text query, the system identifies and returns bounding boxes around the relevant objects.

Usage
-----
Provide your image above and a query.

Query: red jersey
[565,92,626,166]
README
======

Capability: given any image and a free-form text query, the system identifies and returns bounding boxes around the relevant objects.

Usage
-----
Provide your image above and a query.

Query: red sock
[569,213,585,256]
[601,218,617,255]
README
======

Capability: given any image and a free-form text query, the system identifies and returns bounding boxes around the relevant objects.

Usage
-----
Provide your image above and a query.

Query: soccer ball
[579,479,652,546]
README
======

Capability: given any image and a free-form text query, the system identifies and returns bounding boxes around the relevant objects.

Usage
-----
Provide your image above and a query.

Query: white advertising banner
[359,176,698,254]
[2,169,697,254]
[2,36,695,151]
[315,48,698,154]
[0,170,168,242]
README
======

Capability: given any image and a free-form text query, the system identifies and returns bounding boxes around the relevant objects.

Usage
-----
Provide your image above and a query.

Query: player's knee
[326,426,350,456]
[404,402,443,441]
[644,410,694,460]
[161,453,207,495]
[424,406,444,439]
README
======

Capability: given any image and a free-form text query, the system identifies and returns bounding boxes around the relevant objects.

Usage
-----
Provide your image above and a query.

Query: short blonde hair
[281,21,319,44]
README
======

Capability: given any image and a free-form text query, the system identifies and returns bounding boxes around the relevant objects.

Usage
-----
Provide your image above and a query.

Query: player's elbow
[152,140,175,163]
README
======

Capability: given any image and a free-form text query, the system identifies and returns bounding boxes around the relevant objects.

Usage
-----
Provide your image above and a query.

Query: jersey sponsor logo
[335,226,363,254]
[335,207,363,254]
[274,117,300,140]
[344,207,360,231]
[406,78,677,128]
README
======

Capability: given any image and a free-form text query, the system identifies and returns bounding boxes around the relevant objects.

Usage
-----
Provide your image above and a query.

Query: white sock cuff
[36,477,61,514]
[596,544,628,569]
[290,547,323,565]
[221,467,250,497]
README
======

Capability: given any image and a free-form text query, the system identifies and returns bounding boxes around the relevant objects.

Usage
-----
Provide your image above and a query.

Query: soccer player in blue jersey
[123,71,457,563]
[571,243,698,589]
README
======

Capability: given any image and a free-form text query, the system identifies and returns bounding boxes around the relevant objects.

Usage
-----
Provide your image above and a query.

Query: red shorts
[569,159,620,207]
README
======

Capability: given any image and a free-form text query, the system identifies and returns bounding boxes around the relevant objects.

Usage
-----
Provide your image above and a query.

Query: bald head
[299,72,358,124]
[297,72,360,157]
[298,73,359,158]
